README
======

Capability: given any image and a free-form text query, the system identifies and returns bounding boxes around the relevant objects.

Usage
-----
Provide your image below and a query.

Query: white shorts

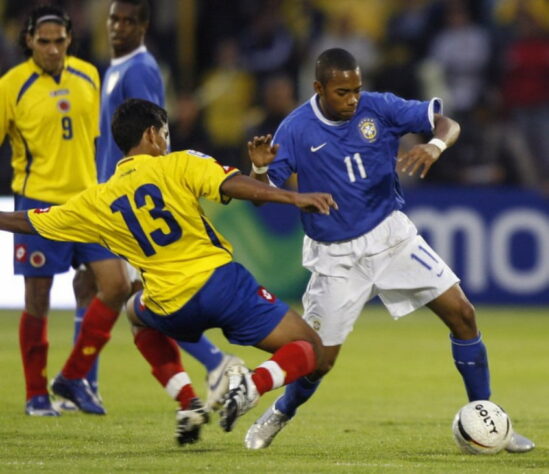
[301,211,459,346]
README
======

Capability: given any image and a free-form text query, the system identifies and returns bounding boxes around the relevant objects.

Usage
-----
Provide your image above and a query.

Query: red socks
[134,328,197,409]
[61,297,118,379]
[19,312,48,399]
[252,340,316,395]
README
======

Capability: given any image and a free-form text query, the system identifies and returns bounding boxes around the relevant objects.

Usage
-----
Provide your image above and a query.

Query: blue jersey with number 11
[268,91,441,242]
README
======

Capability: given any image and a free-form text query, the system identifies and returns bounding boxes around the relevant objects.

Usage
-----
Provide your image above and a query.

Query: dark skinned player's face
[107,1,147,58]
[314,67,362,121]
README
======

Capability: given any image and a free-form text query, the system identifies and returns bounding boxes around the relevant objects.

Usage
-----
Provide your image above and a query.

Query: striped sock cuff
[165,372,191,399]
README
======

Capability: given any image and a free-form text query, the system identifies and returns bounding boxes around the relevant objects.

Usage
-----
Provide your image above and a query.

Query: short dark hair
[315,48,358,85]
[112,99,168,154]
[111,0,150,23]
[19,4,72,57]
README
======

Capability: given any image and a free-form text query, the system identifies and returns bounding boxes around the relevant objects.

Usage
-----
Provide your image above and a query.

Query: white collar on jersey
[309,94,348,126]
[110,45,148,67]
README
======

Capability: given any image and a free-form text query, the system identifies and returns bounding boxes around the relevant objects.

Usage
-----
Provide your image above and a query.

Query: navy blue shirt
[268,91,441,242]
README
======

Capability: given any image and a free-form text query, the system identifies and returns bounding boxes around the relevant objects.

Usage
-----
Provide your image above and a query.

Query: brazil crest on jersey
[97,47,164,182]
[268,91,442,242]
[0,56,99,204]
[28,150,239,314]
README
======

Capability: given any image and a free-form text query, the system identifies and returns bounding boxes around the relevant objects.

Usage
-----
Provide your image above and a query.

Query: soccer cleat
[219,366,259,432]
[244,400,290,449]
[505,431,535,453]
[175,398,210,446]
[51,374,106,415]
[51,398,79,413]
[206,354,245,411]
[25,395,60,417]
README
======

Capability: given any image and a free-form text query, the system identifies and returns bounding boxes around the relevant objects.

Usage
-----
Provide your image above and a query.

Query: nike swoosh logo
[310,143,327,152]
[436,268,444,277]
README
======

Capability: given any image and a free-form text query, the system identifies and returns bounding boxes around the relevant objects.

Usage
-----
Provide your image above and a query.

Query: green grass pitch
[0,306,548,473]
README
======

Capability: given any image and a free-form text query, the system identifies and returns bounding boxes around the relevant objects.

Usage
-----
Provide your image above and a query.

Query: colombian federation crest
[358,118,377,142]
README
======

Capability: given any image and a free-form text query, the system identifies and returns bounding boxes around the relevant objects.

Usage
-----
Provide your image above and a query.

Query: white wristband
[252,163,269,174]
[428,138,447,153]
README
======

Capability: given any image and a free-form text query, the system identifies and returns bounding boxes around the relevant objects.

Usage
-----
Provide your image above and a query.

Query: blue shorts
[14,195,116,277]
[134,262,289,346]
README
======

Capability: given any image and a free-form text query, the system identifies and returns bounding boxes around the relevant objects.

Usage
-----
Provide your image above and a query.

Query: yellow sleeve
[0,73,14,145]
[175,151,240,204]
[27,190,101,243]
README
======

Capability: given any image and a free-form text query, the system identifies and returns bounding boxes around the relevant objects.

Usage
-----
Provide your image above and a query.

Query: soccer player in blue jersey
[245,48,534,453]
[0,98,338,445]
[0,5,130,417]
[68,0,243,410]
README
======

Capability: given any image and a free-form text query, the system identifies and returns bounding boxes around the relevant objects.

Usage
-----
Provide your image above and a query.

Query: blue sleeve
[267,118,297,187]
[122,62,164,107]
[378,92,437,135]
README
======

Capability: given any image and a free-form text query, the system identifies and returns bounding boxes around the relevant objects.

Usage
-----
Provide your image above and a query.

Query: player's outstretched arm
[248,134,278,183]
[398,114,460,179]
[0,211,36,234]
[221,175,337,215]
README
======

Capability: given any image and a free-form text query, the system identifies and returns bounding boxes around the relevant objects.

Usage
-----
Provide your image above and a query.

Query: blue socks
[177,335,223,372]
[74,307,99,394]
[275,376,321,418]
[451,333,491,401]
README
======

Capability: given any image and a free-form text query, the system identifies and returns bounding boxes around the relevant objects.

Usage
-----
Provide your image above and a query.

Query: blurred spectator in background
[196,39,255,169]
[247,75,297,138]
[422,0,496,185]
[298,12,378,101]
[169,92,211,152]
[497,3,549,192]
[239,1,297,87]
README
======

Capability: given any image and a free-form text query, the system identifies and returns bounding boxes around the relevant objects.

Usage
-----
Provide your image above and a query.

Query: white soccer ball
[452,400,513,454]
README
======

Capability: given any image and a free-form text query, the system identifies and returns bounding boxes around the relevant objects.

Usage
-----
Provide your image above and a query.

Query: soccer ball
[452,400,512,454]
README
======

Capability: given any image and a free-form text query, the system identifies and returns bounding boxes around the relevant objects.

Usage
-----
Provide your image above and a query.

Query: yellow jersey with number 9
[28,150,239,314]
[0,56,99,204]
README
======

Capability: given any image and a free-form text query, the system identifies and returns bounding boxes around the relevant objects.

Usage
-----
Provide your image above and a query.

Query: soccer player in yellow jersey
[0,5,130,416]
[0,98,338,444]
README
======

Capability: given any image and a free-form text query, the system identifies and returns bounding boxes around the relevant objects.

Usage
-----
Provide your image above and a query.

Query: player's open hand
[397,143,441,179]
[248,134,279,169]
[294,193,338,215]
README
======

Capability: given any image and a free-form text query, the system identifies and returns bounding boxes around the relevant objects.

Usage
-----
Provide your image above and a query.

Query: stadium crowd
[0,0,547,192]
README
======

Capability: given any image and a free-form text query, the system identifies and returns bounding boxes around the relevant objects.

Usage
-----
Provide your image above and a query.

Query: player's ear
[313,80,323,96]
[25,33,34,50]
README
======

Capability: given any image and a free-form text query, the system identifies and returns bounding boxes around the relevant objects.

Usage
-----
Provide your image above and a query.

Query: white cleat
[206,354,245,411]
[219,366,259,432]
[505,432,535,453]
[245,400,290,449]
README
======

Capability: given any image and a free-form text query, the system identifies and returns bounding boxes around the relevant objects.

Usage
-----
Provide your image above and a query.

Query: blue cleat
[51,374,106,415]
[25,394,60,416]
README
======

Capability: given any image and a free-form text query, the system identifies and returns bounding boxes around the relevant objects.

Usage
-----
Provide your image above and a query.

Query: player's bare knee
[100,277,132,308]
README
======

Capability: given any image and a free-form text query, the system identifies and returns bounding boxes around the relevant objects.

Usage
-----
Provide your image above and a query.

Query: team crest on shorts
[358,118,377,142]
[257,286,276,303]
[308,316,321,332]
[15,244,27,262]
[29,251,46,268]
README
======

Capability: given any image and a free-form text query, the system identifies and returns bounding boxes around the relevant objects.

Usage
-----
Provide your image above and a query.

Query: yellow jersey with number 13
[28,150,239,314]
[0,56,99,204]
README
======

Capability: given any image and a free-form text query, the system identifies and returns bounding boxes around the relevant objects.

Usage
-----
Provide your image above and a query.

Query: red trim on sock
[62,297,118,379]
[19,312,48,399]
[251,367,274,395]
[252,340,316,395]
[177,384,197,410]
